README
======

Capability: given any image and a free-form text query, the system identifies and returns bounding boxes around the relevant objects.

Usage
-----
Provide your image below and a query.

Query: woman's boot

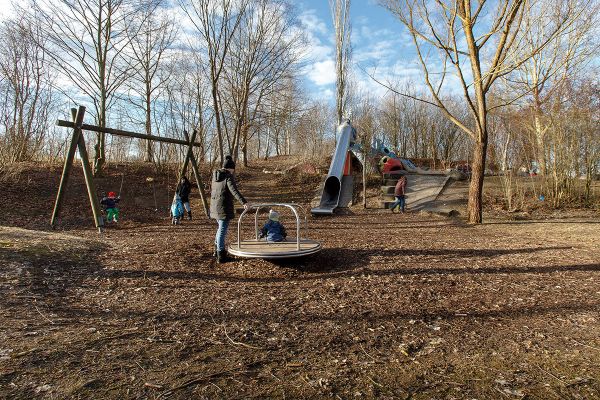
[217,250,231,263]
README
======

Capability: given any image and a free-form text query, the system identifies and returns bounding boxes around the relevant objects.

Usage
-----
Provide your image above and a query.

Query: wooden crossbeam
[56,120,204,147]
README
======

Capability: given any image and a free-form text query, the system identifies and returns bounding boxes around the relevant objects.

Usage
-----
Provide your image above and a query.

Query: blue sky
[295,0,421,101]
[0,0,416,102]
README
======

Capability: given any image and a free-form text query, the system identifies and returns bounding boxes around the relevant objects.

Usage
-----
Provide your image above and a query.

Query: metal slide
[311,121,356,215]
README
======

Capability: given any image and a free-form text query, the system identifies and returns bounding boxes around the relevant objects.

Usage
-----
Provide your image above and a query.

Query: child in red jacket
[100,191,120,222]
[390,175,407,213]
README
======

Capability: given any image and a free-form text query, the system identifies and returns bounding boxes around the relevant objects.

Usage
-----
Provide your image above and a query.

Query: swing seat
[228,204,322,259]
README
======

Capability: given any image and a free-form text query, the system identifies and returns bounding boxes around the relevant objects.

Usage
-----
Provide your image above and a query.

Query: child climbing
[390,175,407,213]
[176,176,193,220]
[100,191,120,223]
[259,210,287,242]
[171,194,184,225]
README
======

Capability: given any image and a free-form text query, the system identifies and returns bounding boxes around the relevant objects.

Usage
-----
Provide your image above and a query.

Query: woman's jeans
[215,219,231,251]
[390,195,405,212]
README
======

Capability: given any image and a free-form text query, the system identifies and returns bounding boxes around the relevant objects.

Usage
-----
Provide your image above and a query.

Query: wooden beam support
[73,110,104,232]
[50,107,86,228]
[183,130,210,217]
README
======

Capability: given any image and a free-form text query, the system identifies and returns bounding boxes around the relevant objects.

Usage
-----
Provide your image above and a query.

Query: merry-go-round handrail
[237,203,308,251]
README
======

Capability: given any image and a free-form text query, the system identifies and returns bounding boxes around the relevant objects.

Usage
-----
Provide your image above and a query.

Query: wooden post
[50,107,86,228]
[176,129,196,180]
[183,130,210,216]
[73,108,105,232]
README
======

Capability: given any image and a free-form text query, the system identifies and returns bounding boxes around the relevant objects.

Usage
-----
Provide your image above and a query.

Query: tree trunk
[93,102,106,175]
[211,82,224,163]
[533,111,547,175]
[467,136,487,224]
[501,128,511,171]
[241,122,249,167]
[144,80,153,162]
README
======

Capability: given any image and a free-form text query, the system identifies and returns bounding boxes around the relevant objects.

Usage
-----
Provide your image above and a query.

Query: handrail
[237,203,307,251]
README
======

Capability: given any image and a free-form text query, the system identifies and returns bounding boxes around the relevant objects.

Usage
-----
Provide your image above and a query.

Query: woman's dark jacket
[176,179,192,202]
[210,169,246,220]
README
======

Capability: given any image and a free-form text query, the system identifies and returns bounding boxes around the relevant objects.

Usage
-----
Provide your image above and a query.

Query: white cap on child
[268,209,279,221]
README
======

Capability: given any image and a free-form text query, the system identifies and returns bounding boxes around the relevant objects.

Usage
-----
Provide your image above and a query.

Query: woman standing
[210,155,249,263]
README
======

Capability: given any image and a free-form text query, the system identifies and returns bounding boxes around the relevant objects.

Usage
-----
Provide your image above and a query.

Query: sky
[0,0,424,102]
[295,0,418,102]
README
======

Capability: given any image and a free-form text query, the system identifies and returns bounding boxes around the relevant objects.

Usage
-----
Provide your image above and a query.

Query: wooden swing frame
[50,105,209,232]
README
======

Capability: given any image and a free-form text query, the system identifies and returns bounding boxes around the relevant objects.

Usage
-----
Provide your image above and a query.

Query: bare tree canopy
[31,0,145,174]
[0,15,55,163]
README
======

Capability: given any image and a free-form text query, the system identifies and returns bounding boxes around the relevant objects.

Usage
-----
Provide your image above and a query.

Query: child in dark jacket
[260,210,287,242]
[100,191,120,222]
[175,176,193,220]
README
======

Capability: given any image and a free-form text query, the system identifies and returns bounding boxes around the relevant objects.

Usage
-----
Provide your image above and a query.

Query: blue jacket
[260,220,287,242]
[171,199,184,219]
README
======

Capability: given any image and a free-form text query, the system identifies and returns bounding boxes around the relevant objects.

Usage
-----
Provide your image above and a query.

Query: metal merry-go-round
[228,203,322,259]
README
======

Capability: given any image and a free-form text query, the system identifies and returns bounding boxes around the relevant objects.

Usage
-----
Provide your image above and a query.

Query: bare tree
[179,0,248,163]
[126,0,176,163]
[0,15,55,163]
[292,101,334,161]
[221,0,303,165]
[163,51,212,165]
[329,0,352,126]
[504,0,599,176]
[380,0,587,223]
[32,0,142,174]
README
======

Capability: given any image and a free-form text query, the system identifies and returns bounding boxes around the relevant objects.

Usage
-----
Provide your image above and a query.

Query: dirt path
[1,162,599,399]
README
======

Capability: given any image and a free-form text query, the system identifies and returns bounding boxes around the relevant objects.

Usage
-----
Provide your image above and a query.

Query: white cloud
[297,9,333,61]
[304,40,333,62]
[306,59,336,86]
[355,15,369,25]
[295,8,334,61]
[0,0,15,19]
[354,39,399,64]
[315,88,334,101]
[298,9,328,36]
[296,8,336,87]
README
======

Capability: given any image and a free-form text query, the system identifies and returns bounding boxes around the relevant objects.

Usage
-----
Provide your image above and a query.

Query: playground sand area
[1,161,599,399]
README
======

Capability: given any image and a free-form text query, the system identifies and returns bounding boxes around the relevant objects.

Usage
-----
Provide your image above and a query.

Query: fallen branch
[223,326,263,350]
[359,342,375,361]
[536,364,567,385]
[34,305,54,325]
[90,330,139,345]
[156,365,245,399]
